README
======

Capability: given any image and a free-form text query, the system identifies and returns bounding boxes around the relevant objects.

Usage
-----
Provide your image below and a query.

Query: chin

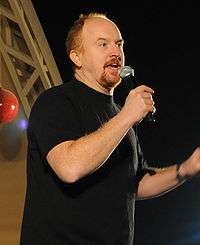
[99,72,121,91]
[103,81,121,93]
[109,77,122,88]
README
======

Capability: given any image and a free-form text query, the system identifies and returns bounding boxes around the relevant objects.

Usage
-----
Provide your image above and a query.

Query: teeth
[106,63,119,68]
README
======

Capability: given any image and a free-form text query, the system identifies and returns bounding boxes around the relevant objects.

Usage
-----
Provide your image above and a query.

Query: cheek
[88,55,105,74]
[81,48,107,74]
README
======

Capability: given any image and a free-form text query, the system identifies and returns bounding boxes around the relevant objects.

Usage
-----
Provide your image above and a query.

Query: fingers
[142,92,154,105]
[133,86,154,102]
[135,85,154,94]
[143,93,154,101]
[123,84,156,125]
[143,98,153,105]
[141,88,156,114]
[146,104,156,113]
[191,147,200,159]
[142,92,152,99]
[135,85,155,108]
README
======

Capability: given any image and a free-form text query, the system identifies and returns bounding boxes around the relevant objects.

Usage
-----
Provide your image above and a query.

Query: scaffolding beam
[0,0,63,118]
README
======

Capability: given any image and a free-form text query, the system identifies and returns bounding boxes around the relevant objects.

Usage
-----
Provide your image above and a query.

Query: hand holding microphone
[119,66,156,124]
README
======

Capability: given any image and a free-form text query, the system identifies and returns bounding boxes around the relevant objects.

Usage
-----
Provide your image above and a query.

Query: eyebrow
[96,37,124,44]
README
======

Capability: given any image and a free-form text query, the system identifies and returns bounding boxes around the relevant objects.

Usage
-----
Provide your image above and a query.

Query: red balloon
[0,87,19,124]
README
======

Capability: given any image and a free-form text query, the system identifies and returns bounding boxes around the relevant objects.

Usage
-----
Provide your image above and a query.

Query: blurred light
[18,119,28,130]
[11,105,16,110]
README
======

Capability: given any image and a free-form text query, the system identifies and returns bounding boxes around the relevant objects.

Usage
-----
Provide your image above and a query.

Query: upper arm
[29,91,83,181]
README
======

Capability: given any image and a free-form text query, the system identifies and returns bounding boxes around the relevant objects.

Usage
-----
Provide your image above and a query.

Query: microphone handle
[145,112,156,123]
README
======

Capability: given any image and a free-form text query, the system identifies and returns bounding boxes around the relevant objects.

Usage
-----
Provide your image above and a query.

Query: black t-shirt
[20,78,147,245]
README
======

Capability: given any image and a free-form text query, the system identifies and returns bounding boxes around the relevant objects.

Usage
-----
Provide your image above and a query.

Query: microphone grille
[119,66,134,78]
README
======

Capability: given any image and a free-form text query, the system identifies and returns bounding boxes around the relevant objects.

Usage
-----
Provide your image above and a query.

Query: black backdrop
[32,1,200,244]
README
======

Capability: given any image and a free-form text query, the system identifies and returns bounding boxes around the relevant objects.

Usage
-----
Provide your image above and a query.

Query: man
[20,12,200,245]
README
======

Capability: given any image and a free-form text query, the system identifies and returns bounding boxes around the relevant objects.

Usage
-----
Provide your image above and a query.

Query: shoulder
[28,80,78,121]
[32,81,75,110]
[37,80,74,101]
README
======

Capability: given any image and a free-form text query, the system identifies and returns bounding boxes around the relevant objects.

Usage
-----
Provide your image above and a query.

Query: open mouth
[105,63,121,72]
[104,58,122,76]
[107,64,120,69]
[105,65,121,79]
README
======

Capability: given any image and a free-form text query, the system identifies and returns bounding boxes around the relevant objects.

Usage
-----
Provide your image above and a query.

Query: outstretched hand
[181,147,200,179]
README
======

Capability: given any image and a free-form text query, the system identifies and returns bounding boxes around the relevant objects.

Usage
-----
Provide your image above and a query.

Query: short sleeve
[28,90,83,159]
[135,132,156,183]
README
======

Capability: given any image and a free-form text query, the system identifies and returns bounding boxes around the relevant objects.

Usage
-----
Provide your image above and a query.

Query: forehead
[82,17,122,42]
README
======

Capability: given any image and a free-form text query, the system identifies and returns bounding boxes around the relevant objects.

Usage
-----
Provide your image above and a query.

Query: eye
[117,42,123,48]
[99,42,107,47]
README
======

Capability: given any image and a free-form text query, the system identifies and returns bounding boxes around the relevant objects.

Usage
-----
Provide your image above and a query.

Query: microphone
[119,66,155,123]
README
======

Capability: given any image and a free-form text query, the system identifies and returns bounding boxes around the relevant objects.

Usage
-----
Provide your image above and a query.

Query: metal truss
[0,0,63,118]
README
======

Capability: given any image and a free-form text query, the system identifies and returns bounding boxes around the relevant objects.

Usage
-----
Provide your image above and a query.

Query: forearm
[50,110,133,182]
[136,164,187,200]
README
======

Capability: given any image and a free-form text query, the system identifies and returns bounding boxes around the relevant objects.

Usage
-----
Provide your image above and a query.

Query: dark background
[31,1,200,244]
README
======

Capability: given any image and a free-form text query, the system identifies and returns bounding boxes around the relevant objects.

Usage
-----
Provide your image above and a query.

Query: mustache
[104,56,121,67]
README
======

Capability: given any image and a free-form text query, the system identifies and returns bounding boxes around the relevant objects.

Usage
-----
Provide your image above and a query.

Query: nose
[109,45,122,60]
[109,54,121,63]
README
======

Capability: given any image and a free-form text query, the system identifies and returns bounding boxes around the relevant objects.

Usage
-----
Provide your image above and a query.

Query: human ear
[69,50,82,67]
